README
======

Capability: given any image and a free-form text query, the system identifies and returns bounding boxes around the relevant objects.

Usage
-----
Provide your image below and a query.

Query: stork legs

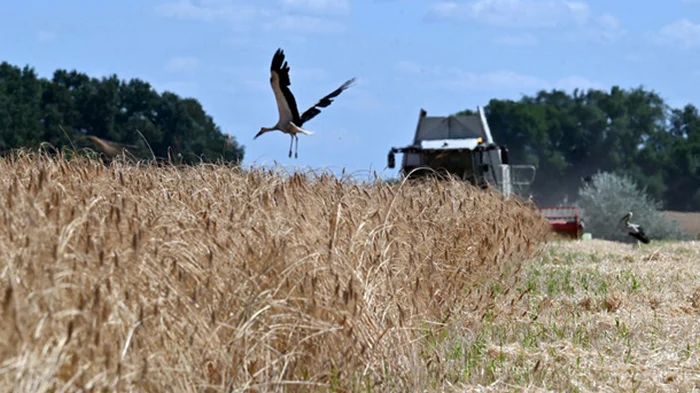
[287,134,299,159]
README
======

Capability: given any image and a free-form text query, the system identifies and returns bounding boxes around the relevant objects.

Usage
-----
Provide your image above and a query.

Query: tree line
[0,61,244,164]
[458,86,700,212]
[2,62,698,211]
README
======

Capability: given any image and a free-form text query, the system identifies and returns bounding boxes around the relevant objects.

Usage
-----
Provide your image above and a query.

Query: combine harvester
[387,107,584,239]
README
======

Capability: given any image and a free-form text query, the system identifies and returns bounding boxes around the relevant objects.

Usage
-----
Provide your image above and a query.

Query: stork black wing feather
[629,226,651,244]
[270,48,301,123]
[271,48,291,87]
[299,77,356,126]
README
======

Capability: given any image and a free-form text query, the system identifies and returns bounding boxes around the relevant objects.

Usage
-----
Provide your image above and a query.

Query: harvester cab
[387,107,536,197]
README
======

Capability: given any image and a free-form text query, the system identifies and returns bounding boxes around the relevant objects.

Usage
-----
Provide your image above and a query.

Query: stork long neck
[255,125,278,140]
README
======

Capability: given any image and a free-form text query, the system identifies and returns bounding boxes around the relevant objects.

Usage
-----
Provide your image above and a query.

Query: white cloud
[153,0,270,23]
[211,62,332,94]
[393,60,604,93]
[164,56,201,72]
[153,0,217,21]
[397,62,547,90]
[284,66,330,81]
[281,0,350,14]
[597,12,619,30]
[493,33,538,46]
[457,70,549,90]
[263,15,346,33]
[35,30,56,43]
[591,13,624,42]
[555,76,605,91]
[152,80,199,97]
[429,0,591,28]
[394,60,424,74]
[334,85,389,114]
[654,19,700,49]
[622,53,647,63]
[220,35,255,47]
[428,0,624,44]
[154,0,347,34]
[557,12,625,44]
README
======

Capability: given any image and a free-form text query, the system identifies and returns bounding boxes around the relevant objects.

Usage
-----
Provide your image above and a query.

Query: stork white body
[255,48,356,158]
[620,211,651,246]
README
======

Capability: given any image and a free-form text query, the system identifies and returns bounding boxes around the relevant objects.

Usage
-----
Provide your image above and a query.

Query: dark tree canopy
[0,62,244,164]
[457,86,700,212]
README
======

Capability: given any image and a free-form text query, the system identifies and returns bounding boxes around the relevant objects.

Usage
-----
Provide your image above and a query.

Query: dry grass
[0,151,549,392]
[446,239,700,392]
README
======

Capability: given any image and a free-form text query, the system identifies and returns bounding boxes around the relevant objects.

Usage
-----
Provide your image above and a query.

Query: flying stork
[254,48,357,158]
[619,211,651,245]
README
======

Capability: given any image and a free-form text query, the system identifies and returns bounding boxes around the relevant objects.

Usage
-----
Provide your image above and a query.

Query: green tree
[663,104,700,210]
[456,85,700,211]
[0,64,44,150]
[0,62,244,165]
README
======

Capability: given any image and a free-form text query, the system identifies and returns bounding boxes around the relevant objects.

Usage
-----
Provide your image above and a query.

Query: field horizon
[664,211,700,240]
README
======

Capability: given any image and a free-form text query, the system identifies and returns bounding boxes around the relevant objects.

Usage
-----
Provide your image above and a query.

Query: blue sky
[2,0,700,179]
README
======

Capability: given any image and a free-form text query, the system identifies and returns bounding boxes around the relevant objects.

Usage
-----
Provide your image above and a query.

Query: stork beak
[254,130,264,139]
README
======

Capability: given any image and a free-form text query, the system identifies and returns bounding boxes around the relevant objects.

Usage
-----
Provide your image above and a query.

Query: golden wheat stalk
[0,150,551,392]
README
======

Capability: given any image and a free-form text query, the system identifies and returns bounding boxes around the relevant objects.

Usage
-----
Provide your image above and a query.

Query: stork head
[254,127,273,139]
[620,211,633,223]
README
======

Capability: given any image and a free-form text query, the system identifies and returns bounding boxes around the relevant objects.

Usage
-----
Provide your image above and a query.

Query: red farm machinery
[536,206,585,239]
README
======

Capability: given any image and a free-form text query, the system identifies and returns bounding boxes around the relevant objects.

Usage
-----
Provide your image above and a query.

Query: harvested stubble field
[0,153,698,392]
[664,211,700,240]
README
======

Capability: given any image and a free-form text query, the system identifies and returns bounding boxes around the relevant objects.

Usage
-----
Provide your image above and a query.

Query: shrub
[576,172,691,242]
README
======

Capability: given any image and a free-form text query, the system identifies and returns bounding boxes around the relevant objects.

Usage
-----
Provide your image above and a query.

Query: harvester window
[422,150,473,181]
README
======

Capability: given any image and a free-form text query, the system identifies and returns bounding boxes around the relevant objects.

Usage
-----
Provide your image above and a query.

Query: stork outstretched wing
[298,77,357,127]
[269,48,300,125]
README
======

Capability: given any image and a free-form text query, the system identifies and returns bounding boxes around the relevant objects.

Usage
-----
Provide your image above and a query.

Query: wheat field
[0,151,551,392]
[4,153,698,392]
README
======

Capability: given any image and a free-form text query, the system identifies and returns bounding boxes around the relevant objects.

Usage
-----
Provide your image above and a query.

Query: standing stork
[619,211,651,245]
[254,48,357,158]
